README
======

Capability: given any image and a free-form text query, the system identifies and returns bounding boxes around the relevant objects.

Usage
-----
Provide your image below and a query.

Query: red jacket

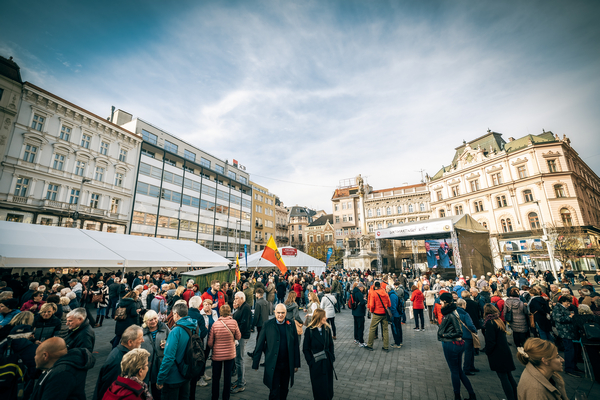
[368,288,391,315]
[491,296,505,321]
[292,283,303,299]
[182,289,195,305]
[433,303,443,324]
[201,289,225,311]
[21,300,45,314]
[102,376,148,400]
[410,290,424,310]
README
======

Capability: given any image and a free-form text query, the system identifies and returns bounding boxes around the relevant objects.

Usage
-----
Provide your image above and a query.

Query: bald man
[31,337,96,400]
[252,303,301,400]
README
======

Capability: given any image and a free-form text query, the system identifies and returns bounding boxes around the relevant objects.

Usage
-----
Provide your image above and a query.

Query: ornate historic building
[274,197,289,248]
[429,130,600,271]
[288,205,316,252]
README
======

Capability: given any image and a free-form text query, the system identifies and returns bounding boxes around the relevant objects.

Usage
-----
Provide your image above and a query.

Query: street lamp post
[533,201,559,281]
[72,178,92,228]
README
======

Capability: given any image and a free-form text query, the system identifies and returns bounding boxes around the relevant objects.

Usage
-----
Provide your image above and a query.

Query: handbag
[377,293,393,322]
[91,294,103,304]
[312,350,327,362]
[504,304,513,323]
[454,311,481,349]
[295,320,304,336]
[528,311,537,329]
[220,320,239,347]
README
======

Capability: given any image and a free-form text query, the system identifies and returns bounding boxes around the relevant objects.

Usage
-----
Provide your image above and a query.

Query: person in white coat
[320,287,338,339]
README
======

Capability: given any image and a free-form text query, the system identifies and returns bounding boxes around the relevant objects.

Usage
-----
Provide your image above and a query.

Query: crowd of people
[0,266,599,400]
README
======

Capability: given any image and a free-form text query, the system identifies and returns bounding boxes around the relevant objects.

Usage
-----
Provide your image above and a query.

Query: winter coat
[491,296,505,320]
[150,296,167,315]
[252,318,301,390]
[109,283,125,299]
[573,314,600,346]
[456,308,477,339]
[484,319,515,372]
[266,282,276,303]
[529,296,553,332]
[410,289,424,310]
[156,316,197,386]
[477,291,491,313]
[21,299,46,314]
[64,319,95,352]
[199,308,218,337]
[141,322,170,384]
[320,295,337,319]
[32,314,61,342]
[465,298,482,330]
[503,297,528,333]
[102,376,150,400]
[186,307,209,342]
[0,331,38,383]
[276,281,287,299]
[0,309,20,326]
[424,290,438,307]
[303,325,335,400]
[517,363,568,400]
[293,283,303,299]
[233,302,252,339]
[552,303,576,340]
[368,288,390,316]
[207,316,240,361]
[30,348,96,400]
[200,289,225,314]
[92,286,109,308]
[437,304,462,342]
[93,345,130,400]
[253,298,270,328]
[115,298,139,337]
[388,290,402,318]
[351,287,367,317]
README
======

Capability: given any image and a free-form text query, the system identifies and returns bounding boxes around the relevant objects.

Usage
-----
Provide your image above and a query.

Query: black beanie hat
[1,298,18,310]
[439,293,454,303]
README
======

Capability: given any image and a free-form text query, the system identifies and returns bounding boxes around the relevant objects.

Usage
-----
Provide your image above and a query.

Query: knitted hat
[0,298,18,310]
[439,292,454,303]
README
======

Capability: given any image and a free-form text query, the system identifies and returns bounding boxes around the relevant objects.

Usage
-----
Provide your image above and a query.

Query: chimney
[111,109,133,126]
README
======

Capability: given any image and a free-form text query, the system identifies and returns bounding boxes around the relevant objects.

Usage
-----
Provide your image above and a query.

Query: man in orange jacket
[365,281,391,352]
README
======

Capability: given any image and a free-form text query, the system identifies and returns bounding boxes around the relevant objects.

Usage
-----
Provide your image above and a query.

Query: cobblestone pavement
[85,307,600,400]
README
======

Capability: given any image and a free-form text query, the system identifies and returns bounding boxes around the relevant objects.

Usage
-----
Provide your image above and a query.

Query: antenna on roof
[416,169,426,183]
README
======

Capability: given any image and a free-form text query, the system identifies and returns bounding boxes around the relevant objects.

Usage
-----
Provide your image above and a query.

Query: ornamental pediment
[542,150,562,158]
[447,178,461,185]
[432,184,444,190]
[465,172,480,180]
[486,165,503,174]
[511,158,528,166]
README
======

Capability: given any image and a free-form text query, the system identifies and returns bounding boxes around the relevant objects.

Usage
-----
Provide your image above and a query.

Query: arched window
[368,209,372,217]
[439,209,445,217]
[523,189,534,203]
[501,218,513,232]
[420,203,425,211]
[397,206,402,214]
[480,221,488,229]
[506,218,513,232]
[408,204,414,213]
[528,212,540,229]
[554,185,566,198]
[560,208,572,225]
[386,207,392,215]
[376,208,381,216]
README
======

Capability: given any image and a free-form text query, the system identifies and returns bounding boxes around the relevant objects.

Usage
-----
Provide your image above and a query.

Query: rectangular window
[95,166,105,181]
[491,173,503,186]
[69,189,80,204]
[23,144,37,163]
[164,140,178,154]
[164,158,176,166]
[141,149,155,158]
[547,159,557,173]
[454,205,463,215]
[100,141,109,155]
[474,200,484,213]
[81,134,91,149]
[75,160,86,176]
[496,195,508,208]
[90,193,100,208]
[200,157,211,169]
[136,182,149,195]
[451,185,460,197]
[110,198,120,214]
[517,166,527,179]
[470,180,480,192]
[114,173,124,187]
[215,164,224,174]
[46,184,59,201]
[139,163,151,177]
[184,149,196,162]
[142,130,158,145]
[31,114,45,131]
[53,154,65,170]
[228,171,236,180]
[60,126,71,141]
[436,190,442,201]
[238,176,247,185]
[119,149,127,162]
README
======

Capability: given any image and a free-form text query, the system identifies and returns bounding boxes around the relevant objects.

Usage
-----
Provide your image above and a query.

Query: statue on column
[356,174,364,195]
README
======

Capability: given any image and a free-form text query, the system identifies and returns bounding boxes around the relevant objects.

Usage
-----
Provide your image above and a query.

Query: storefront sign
[282,248,297,256]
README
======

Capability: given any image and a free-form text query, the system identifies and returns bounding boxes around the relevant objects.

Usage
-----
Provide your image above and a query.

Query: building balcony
[11,196,28,204]
[255,223,263,229]
[276,223,288,229]
[255,237,264,243]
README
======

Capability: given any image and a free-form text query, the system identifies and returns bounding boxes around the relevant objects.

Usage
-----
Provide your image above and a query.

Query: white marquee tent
[243,247,326,276]
[0,221,230,270]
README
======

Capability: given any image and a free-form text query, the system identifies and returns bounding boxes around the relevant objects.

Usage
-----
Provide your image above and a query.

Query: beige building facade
[274,197,289,247]
[429,130,600,271]
[288,205,316,252]
[250,181,276,253]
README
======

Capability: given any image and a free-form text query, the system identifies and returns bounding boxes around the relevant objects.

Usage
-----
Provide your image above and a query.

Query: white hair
[60,288,72,296]
[561,288,570,294]
[189,296,203,309]
[135,285,144,292]
[29,282,40,290]
[235,291,246,302]
[67,307,87,320]
[66,292,77,300]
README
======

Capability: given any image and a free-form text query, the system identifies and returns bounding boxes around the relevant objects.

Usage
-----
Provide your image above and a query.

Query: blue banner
[326,247,333,266]
[244,245,248,269]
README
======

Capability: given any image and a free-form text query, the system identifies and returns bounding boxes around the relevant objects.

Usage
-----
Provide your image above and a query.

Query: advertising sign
[376,219,453,239]
[425,239,453,269]
[282,248,297,256]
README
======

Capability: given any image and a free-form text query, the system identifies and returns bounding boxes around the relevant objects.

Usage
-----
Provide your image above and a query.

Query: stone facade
[274,197,289,247]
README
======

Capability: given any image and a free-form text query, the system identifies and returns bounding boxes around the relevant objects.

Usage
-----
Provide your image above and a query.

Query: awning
[0,221,231,270]
[375,214,488,240]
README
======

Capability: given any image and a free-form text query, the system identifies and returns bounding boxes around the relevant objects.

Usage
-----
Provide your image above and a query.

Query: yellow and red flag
[261,236,287,274]
[235,255,241,282]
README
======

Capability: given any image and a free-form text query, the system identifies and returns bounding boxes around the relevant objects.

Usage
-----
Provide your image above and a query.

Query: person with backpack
[387,284,403,349]
[0,324,37,400]
[351,282,367,346]
[113,291,141,349]
[207,304,241,400]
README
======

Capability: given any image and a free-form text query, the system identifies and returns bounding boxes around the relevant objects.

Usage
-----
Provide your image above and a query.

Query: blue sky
[2,0,599,212]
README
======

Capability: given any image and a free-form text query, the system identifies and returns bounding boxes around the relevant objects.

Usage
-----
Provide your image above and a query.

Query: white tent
[0,221,230,270]
[243,247,326,276]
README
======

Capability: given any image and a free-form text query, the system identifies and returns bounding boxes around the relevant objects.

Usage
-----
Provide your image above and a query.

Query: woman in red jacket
[410,285,425,331]
[293,280,303,309]
[21,291,46,314]
[490,291,505,322]
[103,348,151,400]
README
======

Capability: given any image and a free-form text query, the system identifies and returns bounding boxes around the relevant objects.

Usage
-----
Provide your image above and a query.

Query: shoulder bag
[376,293,393,322]
[453,311,480,349]
[220,320,239,346]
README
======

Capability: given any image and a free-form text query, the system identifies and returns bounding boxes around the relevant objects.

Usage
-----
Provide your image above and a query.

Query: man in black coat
[464,290,482,330]
[252,303,300,400]
[107,278,125,319]
[92,325,143,400]
[64,308,95,353]
[232,291,252,392]
[276,278,287,304]
[351,283,367,345]
[31,337,96,400]
[248,288,270,359]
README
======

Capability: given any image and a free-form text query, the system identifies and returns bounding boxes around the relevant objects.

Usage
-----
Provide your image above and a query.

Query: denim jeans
[442,341,475,396]
[536,323,554,342]
[391,317,403,345]
[563,338,576,372]
[463,339,475,373]
[233,338,246,386]
[162,380,190,400]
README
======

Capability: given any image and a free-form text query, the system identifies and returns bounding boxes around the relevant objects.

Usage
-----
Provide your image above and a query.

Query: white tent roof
[0,221,230,270]
[243,247,326,275]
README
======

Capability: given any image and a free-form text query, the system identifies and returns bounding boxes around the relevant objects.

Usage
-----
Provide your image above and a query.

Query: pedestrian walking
[516,338,568,400]
[424,285,438,324]
[207,304,241,400]
[319,288,337,339]
[198,299,218,387]
[410,285,425,331]
[249,288,269,358]
[437,292,476,400]
[252,303,301,400]
[113,291,141,348]
[365,281,390,352]
[303,308,335,400]
[483,304,517,400]
[351,282,367,346]
[185,296,209,399]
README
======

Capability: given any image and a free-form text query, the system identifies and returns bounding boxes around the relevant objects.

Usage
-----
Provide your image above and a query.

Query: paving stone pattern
[85,306,600,400]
